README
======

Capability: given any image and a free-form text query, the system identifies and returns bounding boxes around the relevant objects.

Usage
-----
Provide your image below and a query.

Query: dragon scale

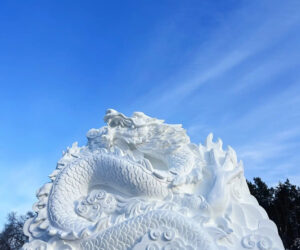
[49,151,170,236]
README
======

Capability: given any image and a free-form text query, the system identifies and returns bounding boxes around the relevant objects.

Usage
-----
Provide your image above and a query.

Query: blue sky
[0,0,300,226]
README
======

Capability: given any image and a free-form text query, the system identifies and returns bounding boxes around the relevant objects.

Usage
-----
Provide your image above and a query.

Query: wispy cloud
[131,1,300,116]
[233,85,300,185]
[237,129,300,164]
[145,50,250,110]
[233,83,300,133]
[128,2,300,186]
[229,58,300,94]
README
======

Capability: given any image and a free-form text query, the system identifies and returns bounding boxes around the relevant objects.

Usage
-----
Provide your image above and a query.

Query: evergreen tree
[247,177,274,213]
[247,178,300,250]
[0,212,34,250]
[271,179,300,249]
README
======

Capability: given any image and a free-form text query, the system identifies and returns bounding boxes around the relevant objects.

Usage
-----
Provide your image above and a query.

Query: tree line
[247,178,300,249]
[0,178,299,249]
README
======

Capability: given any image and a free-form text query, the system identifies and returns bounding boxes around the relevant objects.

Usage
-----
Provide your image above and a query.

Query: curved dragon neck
[47,150,170,238]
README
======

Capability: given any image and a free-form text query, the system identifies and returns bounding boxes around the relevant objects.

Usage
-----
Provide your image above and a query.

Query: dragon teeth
[152,171,165,180]
[143,159,154,172]
[99,148,108,154]
[114,147,124,156]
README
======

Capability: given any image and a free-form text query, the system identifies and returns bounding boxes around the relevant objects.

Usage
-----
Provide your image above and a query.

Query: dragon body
[49,151,170,236]
[23,109,284,250]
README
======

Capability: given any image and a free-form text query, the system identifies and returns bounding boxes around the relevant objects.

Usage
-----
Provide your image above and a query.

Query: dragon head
[105,109,189,152]
[86,109,191,176]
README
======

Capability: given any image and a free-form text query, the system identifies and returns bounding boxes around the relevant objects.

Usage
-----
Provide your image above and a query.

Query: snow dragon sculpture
[23,109,284,250]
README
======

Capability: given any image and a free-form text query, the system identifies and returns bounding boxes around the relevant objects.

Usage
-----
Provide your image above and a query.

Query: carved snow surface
[22,109,284,250]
